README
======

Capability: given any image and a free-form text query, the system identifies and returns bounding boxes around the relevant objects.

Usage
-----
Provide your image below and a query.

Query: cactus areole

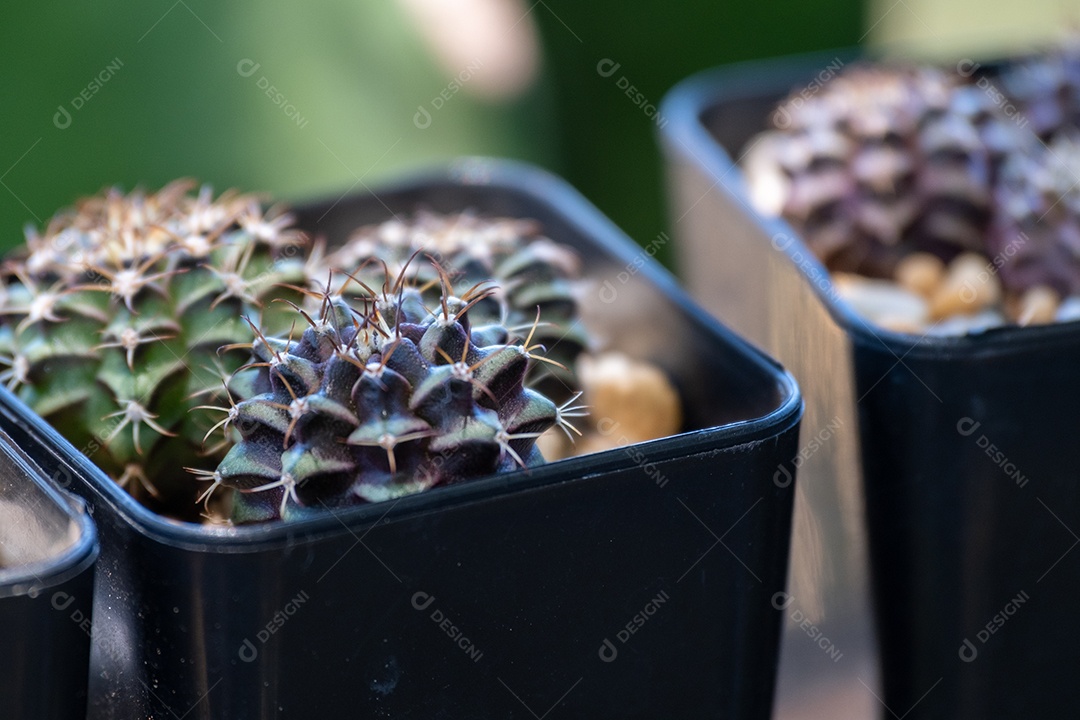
[212,264,583,523]
[0,181,309,520]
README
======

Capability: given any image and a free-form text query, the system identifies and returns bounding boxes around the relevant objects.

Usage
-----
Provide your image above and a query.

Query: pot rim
[0,433,98,598]
[0,158,801,552]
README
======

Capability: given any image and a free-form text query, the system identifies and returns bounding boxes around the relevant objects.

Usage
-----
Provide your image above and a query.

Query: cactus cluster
[746,66,1028,278]
[997,39,1080,141]
[323,212,587,400]
[745,38,1080,308]
[206,262,584,523]
[0,187,589,523]
[990,133,1080,296]
[0,181,309,519]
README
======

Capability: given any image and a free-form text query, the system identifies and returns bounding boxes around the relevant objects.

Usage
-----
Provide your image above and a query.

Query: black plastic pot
[0,430,97,719]
[0,160,802,719]
[661,52,1080,719]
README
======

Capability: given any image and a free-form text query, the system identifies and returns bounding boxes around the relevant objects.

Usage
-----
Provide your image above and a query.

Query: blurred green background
[0,0,1065,260]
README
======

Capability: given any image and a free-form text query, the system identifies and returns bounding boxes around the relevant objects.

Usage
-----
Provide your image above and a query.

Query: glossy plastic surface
[0,160,802,719]
[0,431,97,720]
[661,53,1080,719]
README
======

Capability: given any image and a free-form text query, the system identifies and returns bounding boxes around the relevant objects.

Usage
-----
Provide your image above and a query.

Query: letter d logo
[239,639,259,662]
[773,104,792,129]
[957,417,981,437]
[598,638,618,662]
[773,464,793,488]
[51,591,75,611]
[771,233,793,251]
[53,105,72,130]
[51,468,72,488]
[771,591,794,610]
[956,59,980,78]
[596,59,620,78]
[236,58,261,77]
[595,417,620,436]
[413,106,432,129]
[958,638,978,662]
[411,591,435,611]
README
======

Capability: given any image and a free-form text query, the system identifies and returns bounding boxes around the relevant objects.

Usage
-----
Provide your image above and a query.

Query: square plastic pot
[0,159,802,719]
[661,52,1080,719]
[0,430,97,719]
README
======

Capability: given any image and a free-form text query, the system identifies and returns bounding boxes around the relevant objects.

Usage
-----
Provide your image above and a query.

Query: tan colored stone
[1015,285,1060,326]
[895,252,945,299]
[929,253,1001,319]
[579,352,682,444]
[573,432,625,456]
[834,274,928,328]
[535,427,569,462]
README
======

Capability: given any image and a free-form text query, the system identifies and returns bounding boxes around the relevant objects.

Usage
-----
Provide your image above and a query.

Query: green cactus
[206,262,586,523]
[322,211,588,402]
[0,181,310,520]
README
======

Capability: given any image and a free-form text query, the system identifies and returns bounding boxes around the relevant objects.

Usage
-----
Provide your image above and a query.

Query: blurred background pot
[661,51,1080,719]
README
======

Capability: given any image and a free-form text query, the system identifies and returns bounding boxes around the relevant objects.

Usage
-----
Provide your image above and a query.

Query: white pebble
[1056,296,1080,323]
[925,310,1007,336]
[834,274,929,328]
